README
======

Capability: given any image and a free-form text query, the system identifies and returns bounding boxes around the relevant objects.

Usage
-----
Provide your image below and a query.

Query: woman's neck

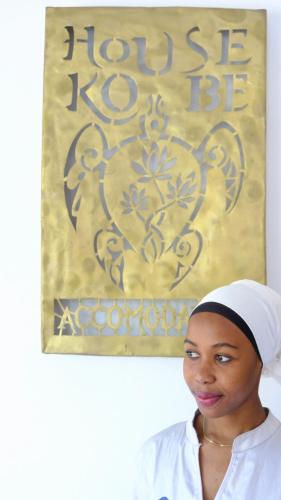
[197,399,267,444]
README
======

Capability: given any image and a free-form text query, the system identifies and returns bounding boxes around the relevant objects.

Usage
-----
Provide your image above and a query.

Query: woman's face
[183,312,262,418]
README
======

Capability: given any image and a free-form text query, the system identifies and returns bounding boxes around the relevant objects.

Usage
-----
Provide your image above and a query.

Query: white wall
[0,1,280,499]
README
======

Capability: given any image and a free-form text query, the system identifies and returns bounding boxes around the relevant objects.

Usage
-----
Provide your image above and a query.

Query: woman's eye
[185,350,200,359]
[216,354,232,363]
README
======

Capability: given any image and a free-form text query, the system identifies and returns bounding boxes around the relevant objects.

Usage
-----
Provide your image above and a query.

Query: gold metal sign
[42,7,266,356]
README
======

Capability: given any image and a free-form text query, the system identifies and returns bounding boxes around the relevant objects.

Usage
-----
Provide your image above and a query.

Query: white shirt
[133,410,281,500]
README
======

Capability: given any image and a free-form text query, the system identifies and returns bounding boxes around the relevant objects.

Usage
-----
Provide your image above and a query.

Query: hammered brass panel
[42,7,266,356]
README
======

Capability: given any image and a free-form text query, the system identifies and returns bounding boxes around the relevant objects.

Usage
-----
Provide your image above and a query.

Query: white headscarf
[192,279,281,384]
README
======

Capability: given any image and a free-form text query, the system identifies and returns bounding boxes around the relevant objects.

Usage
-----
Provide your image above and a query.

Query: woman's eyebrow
[184,339,197,346]
[212,342,239,350]
[183,339,238,350]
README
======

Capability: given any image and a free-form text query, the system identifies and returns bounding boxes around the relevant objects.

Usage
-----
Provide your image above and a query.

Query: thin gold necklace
[202,417,233,448]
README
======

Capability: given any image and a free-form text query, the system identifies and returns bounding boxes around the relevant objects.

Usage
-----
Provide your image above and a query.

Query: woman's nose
[195,362,216,384]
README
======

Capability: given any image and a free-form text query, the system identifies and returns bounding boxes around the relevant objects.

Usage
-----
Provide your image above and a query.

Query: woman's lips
[195,392,223,407]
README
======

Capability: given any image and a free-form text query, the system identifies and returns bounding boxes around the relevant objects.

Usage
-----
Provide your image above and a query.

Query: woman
[133,280,281,500]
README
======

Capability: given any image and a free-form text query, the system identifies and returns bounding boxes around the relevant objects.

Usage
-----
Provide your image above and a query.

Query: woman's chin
[195,396,229,418]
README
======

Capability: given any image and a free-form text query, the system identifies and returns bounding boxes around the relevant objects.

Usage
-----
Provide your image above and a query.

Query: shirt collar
[185,409,281,452]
